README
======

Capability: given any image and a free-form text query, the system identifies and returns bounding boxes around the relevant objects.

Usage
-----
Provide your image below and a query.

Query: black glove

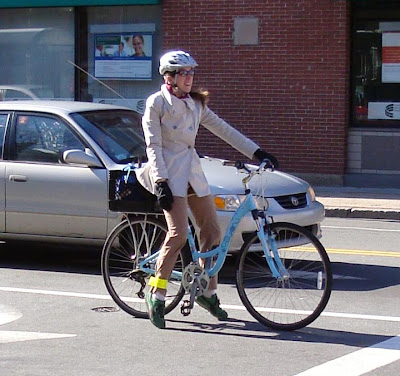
[156,181,174,211]
[254,148,279,169]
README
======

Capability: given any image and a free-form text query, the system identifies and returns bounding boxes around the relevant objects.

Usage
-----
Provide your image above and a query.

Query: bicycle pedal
[180,300,192,316]
[137,291,145,299]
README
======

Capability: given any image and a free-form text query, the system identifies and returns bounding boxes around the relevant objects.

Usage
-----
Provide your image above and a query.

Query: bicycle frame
[139,188,289,280]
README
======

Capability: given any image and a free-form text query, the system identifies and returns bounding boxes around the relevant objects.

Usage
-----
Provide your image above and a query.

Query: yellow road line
[326,248,400,258]
[293,247,400,258]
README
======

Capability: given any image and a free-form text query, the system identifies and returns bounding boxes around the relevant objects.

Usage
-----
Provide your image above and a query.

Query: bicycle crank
[180,263,210,316]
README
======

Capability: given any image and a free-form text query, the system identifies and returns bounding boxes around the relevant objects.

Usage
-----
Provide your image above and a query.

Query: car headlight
[214,195,241,211]
[214,194,268,211]
[306,186,316,202]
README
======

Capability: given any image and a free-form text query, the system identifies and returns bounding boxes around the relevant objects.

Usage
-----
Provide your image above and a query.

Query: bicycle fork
[256,216,289,280]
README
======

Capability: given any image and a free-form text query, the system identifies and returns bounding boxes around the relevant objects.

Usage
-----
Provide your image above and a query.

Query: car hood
[200,157,309,197]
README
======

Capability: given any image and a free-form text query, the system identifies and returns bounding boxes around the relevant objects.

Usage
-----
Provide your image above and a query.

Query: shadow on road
[1,243,399,291]
[0,243,237,278]
[0,242,102,275]
[330,261,400,291]
[219,257,400,291]
[165,317,397,349]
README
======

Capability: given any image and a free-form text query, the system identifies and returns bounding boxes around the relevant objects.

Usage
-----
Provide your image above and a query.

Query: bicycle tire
[236,222,332,331]
[101,216,191,318]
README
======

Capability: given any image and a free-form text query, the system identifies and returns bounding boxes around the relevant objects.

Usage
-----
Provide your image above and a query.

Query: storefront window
[85,6,162,113]
[352,5,400,127]
[0,7,75,100]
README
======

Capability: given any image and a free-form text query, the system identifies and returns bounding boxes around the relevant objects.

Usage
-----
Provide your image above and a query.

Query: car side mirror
[63,149,103,168]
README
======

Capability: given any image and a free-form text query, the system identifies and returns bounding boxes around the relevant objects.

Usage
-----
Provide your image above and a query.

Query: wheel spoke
[236,222,332,331]
[101,217,189,318]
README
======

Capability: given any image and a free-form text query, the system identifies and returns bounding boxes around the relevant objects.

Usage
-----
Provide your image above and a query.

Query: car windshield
[30,87,54,99]
[71,110,147,164]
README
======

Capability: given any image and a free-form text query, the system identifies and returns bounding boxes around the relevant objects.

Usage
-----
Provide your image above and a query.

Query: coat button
[188,145,192,149]
[173,126,177,129]
[189,126,193,130]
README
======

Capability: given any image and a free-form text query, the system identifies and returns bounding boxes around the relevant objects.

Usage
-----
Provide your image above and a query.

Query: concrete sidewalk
[314,186,400,220]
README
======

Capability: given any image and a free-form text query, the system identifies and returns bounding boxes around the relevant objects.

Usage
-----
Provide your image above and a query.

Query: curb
[325,208,400,220]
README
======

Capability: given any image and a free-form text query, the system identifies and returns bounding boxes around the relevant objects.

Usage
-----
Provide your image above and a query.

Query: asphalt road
[0,217,399,376]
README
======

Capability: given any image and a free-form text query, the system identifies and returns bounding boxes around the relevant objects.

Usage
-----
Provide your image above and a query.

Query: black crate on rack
[108,169,161,213]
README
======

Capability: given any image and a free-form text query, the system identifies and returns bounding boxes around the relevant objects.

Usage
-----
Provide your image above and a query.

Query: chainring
[181,263,210,297]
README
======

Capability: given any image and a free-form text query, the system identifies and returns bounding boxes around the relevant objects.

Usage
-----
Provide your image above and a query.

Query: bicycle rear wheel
[236,222,332,331]
[101,216,190,318]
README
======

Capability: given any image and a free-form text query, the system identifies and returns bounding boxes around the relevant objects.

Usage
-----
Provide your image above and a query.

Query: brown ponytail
[190,88,210,107]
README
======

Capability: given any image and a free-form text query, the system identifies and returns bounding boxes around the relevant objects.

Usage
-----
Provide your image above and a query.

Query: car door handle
[9,175,27,182]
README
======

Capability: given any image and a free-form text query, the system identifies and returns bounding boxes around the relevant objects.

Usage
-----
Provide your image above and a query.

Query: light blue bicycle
[101,160,332,331]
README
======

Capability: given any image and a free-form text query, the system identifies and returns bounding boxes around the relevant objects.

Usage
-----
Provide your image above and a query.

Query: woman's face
[170,67,195,95]
[133,36,143,54]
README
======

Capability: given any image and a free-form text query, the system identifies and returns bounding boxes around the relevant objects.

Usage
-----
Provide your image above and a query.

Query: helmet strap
[171,74,187,97]
[165,72,189,98]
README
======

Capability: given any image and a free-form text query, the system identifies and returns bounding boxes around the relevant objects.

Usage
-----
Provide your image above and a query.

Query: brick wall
[162,0,350,176]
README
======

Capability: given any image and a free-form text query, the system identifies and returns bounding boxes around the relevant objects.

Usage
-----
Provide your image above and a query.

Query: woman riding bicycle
[137,50,279,329]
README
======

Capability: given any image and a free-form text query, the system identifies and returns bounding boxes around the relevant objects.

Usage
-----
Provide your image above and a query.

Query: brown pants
[153,193,221,293]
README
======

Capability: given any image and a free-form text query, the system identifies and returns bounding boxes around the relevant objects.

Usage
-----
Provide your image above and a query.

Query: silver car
[0,85,55,101]
[0,101,324,251]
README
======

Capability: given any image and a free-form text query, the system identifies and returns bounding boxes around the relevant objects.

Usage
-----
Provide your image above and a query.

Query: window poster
[94,33,152,80]
[368,102,400,120]
[382,32,400,83]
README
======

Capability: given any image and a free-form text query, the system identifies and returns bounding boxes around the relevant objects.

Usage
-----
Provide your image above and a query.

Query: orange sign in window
[382,46,400,64]
[382,32,400,83]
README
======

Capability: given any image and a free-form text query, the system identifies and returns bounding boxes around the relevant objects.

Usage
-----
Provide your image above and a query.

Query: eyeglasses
[177,69,195,77]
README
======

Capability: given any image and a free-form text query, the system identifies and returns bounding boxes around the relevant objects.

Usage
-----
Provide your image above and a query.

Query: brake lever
[261,158,275,172]
[235,160,253,173]
[223,160,252,173]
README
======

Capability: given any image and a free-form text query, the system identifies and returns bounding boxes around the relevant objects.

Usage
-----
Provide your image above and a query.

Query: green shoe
[146,292,166,329]
[195,294,228,320]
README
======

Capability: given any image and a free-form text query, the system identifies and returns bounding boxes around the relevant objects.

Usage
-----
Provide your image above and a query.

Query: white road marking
[293,335,400,376]
[332,274,365,280]
[319,311,400,322]
[0,304,22,325]
[322,225,400,233]
[221,304,400,322]
[0,286,112,300]
[0,331,76,344]
[0,303,76,344]
[1,286,399,323]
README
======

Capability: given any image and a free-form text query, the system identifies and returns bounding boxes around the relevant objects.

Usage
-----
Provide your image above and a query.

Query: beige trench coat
[136,84,259,197]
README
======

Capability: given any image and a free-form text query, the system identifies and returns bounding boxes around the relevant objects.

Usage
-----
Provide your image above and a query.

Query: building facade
[0,0,399,187]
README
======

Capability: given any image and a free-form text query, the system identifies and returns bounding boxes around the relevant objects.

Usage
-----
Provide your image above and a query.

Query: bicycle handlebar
[222,159,274,172]
[222,159,274,187]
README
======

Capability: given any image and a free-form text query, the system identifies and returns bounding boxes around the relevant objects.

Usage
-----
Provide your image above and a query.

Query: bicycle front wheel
[236,222,332,331]
[101,216,190,318]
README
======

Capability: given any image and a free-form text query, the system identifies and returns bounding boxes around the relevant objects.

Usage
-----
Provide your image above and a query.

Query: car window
[4,89,34,100]
[0,113,9,158]
[71,110,147,164]
[14,114,85,163]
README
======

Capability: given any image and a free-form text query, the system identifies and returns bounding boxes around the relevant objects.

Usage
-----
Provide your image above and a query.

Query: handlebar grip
[222,160,238,167]
[222,160,246,169]
[234,160,245,170]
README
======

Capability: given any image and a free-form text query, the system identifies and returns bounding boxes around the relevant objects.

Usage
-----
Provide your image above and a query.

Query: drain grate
[92,306,120,313]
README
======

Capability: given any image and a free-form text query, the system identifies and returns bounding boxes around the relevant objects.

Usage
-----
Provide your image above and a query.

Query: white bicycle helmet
[159,50,198,75]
